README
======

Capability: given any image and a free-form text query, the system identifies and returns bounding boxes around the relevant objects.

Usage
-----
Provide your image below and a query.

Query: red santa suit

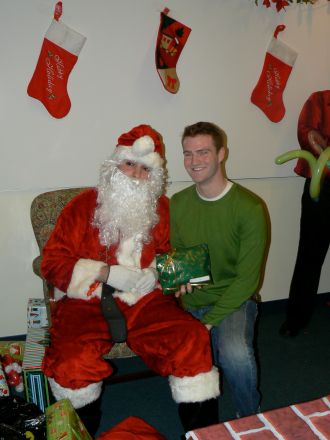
[41,126,219,410]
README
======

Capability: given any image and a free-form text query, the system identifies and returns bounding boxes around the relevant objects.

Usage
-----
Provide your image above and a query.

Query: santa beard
[93,162,165,250]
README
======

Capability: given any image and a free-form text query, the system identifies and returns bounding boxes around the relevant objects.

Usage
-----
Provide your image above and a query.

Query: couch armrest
[32,255,43,279]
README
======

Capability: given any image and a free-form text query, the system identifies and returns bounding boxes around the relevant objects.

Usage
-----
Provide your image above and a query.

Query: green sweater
[170,183,268,326]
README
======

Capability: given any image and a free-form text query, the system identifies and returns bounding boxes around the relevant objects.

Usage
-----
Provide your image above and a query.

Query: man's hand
[174,283,193,298]
[107,265,142,292]
[308,130,327,156]
[135,268,158,295]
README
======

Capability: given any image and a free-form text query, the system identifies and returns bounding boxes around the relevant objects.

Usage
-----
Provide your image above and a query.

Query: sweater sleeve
[294,90,330,178]
[297,92,323,155]
[202,202,268,326]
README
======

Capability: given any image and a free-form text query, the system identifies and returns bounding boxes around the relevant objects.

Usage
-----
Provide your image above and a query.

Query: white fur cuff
[169,367,220,403]
[67,259,104,300]
[113,289,151,306]
[48,377,102,409]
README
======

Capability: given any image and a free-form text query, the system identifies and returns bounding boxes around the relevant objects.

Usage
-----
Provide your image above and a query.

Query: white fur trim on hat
[48,377,102,409]
[113,135,163,169]
[132,135,155,155]
[67,258,104,300]
[169,367,220,403]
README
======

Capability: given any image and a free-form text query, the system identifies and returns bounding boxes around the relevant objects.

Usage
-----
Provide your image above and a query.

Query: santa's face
[118,160,151,180]
[94,160,164,249]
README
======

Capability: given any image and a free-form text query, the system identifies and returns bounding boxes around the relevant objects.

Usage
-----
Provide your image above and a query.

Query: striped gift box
[22,327,51,412]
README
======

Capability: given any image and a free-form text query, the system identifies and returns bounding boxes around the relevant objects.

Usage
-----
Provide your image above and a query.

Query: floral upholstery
[31,187,136,360]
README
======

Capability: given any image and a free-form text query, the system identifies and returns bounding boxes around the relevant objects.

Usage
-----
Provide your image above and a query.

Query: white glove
[135,268,159,295]
[107,265,142,292]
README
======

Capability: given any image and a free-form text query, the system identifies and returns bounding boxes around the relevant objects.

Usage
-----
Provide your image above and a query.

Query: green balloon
[275,147,330,201]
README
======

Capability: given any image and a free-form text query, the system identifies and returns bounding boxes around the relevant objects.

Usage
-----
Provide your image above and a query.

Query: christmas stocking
[27,2,86,119]
[250,25,297,123]
[155,8,191,94]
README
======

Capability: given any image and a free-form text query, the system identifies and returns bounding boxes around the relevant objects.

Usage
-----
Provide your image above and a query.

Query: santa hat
[112,124,164,169]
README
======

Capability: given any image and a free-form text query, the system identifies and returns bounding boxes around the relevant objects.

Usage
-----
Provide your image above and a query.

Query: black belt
[101,284,127,343]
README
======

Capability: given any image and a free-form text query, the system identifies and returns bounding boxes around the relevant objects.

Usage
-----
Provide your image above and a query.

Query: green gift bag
[46,399,92,439]
[156,243,212,294]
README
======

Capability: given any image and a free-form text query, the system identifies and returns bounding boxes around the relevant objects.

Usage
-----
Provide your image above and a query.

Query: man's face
[182,134,224,185]
[118,160,151,180]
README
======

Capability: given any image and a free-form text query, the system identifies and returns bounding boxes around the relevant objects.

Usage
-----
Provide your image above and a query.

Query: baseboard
[259,291,330,313]
[0,334,26,340]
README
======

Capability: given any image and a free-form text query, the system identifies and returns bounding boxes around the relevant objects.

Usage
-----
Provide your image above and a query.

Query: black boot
[76,397,102,439]
[178,398,219,432]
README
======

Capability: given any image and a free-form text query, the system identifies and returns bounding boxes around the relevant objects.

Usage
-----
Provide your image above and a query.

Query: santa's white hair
[93,158,165,249]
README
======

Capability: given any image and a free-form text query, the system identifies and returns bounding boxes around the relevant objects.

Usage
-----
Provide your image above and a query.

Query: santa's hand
[135,268,158,295]
[107,265,142,292]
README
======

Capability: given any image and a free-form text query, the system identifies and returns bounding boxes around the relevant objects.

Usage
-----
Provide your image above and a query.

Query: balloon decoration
[275,147,330,200]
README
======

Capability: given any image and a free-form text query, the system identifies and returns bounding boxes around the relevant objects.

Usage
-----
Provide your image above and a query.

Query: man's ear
[217,146,226,163]
[308,130,327,155]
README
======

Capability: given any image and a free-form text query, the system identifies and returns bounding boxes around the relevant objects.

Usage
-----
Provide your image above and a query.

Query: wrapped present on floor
[27,298,48,329]
[0,395,46,439]
[97,415,167,439]
[0,340,25,396]
[22,327,51,412]
[156,243,212,294]
[46,399,92,440]
[0,363,9,397]
[2,354,24,394]
[0,340,25,362]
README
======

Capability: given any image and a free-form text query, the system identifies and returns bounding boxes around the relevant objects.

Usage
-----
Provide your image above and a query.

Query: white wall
[1,0,329,336]
[1,0,329,190]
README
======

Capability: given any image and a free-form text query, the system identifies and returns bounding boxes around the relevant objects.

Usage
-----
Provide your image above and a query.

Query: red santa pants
[42,290,213,390]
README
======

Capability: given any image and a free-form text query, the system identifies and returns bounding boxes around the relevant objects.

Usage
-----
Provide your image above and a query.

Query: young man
[170,121,268,418]
[40,124,219,436]
[280,90,330,337]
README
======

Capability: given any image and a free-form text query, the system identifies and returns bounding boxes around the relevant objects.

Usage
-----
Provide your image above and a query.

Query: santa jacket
[41,188,170,301]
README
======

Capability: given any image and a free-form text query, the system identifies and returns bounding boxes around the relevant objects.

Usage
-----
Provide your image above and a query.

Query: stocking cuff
[268,37,297,67]
[46,19,86,56]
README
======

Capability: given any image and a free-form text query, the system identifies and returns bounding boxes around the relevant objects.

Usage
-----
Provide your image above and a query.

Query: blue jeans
[189,300,260,417]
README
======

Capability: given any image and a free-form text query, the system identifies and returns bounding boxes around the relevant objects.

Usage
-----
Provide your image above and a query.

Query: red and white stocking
[27,2,86,119]
[155,8,191,94]
[250,25,297,123]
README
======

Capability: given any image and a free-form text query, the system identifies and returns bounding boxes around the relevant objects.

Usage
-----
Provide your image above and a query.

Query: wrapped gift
[22,327,51,412]
[0,340,25,396]
[0,341,25,362]
[0,363,9,397]
[156,243,212,294]
[46,399,92,440]
[0,395,46,439]
[27,298,48,328]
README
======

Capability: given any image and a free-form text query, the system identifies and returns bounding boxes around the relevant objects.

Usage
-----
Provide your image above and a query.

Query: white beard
[93,164,164,254]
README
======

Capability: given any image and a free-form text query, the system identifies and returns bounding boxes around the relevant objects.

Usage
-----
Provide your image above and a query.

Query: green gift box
[156,243,212,294]
[46,399,92,439]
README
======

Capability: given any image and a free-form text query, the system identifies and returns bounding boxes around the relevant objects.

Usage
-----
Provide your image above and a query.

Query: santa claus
[41,124,219,436]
